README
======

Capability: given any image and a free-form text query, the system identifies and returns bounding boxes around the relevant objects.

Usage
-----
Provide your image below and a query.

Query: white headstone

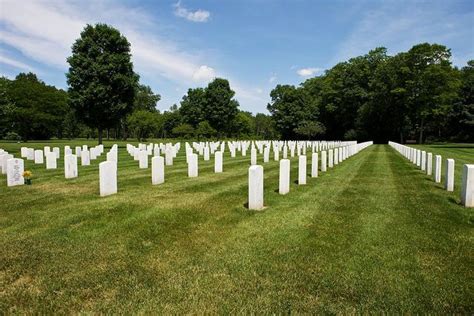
[53,147,60,158]
[7,158,24,187]
[321,150,327,172]
[328,149,334,168]
[34,150,44,164]
[311,153,318,178]
[46,152,57,169]
[99,161,117,197]
[139,150,148,169]
[421,151,426,171]
[81,150,90,166]
[204,147,210,161]
[434,155,442,183]
[214,151,223,173]
[248,165,264,210]
[461,164,474,207]
[427,153,433,176]
[151,156,165,185]
[188,153,198,177]
[165,148,173,166]
[263,147,269,163]
[251,148,257,165]
[279,159,290,195]
[445,159,455,192]
[298,155,307,185]
[334,148,339,165]
[65,154,78,179]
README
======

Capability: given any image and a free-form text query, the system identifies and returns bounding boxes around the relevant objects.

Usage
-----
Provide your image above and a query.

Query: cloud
[332,1,474,67]
[0,53,36,72]
[192,65,215,81]
[296,67,321,77]
[0,0,263,112]
[268,74,277,83]
[174,1,210,23]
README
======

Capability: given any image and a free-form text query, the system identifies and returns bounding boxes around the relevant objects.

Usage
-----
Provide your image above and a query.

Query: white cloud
[192,65,215,81]
[0,0,264,112]
[174,1,210,23]
[296,67,321,77]
[268,74,277,83]
[0,54,36,72]
[332,1,474,67]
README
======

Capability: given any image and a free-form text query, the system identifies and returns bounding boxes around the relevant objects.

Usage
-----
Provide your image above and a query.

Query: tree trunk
[98,128,103,145]
[418,118,424,144]
[107,129,110,140]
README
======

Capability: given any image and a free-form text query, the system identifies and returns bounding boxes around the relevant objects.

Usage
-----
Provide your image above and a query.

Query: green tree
[67,23,138,144]
[293,121,326,139]
[6,73,68,140]
[195,121,216,139]
[134,84,160,112]
[127,110,160,141]
[203,78,239,135]
[179,87,206,126]
[267,84,318,139]
[172,123,195,138]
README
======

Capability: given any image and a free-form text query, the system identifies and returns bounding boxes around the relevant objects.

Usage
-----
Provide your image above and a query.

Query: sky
[0,0,473,114]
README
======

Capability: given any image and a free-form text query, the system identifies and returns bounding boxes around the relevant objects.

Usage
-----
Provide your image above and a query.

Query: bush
[4,131,21,141]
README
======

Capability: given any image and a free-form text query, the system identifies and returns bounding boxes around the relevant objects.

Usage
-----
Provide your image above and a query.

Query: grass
[0,141,473,313]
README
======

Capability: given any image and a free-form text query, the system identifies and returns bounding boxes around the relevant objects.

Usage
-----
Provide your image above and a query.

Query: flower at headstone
[23,170,33,185]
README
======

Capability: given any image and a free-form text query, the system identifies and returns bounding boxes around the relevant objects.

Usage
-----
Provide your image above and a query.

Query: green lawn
[0,142,473,313]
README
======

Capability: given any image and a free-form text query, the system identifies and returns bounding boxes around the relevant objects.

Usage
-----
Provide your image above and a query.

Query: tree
[195,121,216,139]
[127,110,160,141]
[203,78,239,135]
[6,73,68,140]
[67,23,138,144]
[267,84,318,139]
[293,121,326,139]
[172,123,195,138]
[179,87,206,126]
[134,84,160,112]
[254,113,277,139]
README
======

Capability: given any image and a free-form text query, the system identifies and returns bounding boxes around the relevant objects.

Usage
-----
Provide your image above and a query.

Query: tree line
[1,23,472,143]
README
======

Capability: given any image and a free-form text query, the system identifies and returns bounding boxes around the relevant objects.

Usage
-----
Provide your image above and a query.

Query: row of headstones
[98,140,364,197]
[19,144,105,167]
[247,141,374,210]
[0,145,119,187]
[389,142,473,207]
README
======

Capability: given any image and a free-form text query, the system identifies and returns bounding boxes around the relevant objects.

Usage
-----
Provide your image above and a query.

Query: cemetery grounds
[0,140,473,313]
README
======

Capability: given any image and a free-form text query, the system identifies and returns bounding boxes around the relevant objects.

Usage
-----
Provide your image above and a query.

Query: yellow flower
[23,170,32,178]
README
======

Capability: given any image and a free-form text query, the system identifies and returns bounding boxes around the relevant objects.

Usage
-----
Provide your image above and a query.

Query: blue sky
[1,0,473,113]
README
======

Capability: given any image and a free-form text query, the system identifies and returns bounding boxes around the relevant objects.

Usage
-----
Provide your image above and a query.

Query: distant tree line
[0,23,472,143]
[269,45,473,143]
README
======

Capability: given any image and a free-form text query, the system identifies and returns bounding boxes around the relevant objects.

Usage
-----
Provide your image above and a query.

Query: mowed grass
[0,141,473,313]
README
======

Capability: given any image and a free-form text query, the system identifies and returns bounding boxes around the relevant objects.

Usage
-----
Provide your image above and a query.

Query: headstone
[445,159,455,192]
[165,148,173,166]
[334,148,339,165]
[53,147,60,158]
[421,151,426,171]
[214,151,223,173]
[188,153,198,177]
[461,164,474,207]
[204,147,210,161]
[7,158,24,187]
[139,150,148,169]
[321,150,327,172]
[434,155,442,183]
[263,147,269,163]
[34,150,44,164]
[274,148,279,161]
[298,155,307,185]
[64,154,78,179]
[151,156,165,185]
[248,165,264,210]
[99,161,117,197]
[427,153,433,176]
[328,149,334,168]
[311,153,318,178]
[251,148,257,165]
[81,150,90,166]
[279,159,290,195]
[0,153,13,174]
[46,152,57,169]
[107,150,117,162]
